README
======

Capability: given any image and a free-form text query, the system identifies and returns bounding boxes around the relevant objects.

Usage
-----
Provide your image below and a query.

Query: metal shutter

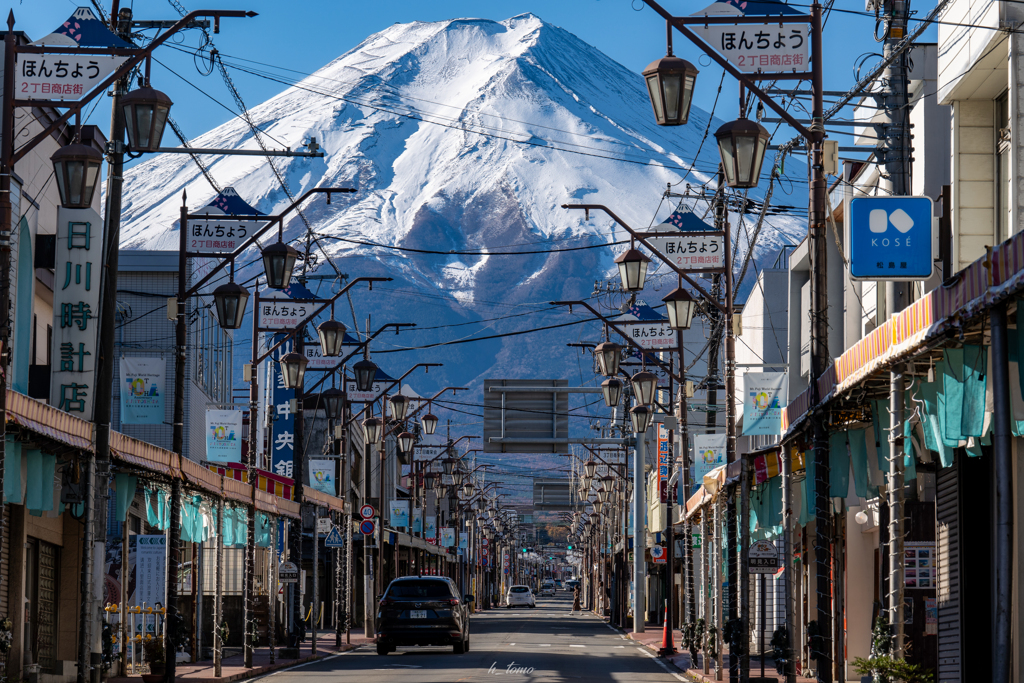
[935,465,960,682]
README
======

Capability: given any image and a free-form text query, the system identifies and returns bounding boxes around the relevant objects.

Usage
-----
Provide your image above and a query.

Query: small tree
[851,617,933,683]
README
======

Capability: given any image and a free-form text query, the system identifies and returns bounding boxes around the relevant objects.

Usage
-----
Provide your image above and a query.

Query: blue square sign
[849,196,934,280]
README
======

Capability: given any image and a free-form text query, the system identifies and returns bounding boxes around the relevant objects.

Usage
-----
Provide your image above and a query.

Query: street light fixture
[601,378,623,408]
[631,371,659,407]
[279,351,308,389]
[212,279,249,330]
[261,240,299,289]
[715,116,771,189]
[362,415,382,445]
[584,460,598,479]
[120,86,173,153]
[630,405,654,434]
[397,431,415,455]
[316,318,347,357]
[642,53,698,126]
[594,341,622,377]
[662,287,698,330]
[353,358,378,393]
[443,458,455,476]
[613,247,651,292]
[50,143,104,208]
[321,387,344,421]
[421,410,438,435]
[389,394,410,422]
[487,507,497,520]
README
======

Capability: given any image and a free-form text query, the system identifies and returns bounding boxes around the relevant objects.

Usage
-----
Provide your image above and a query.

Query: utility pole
[872,0,912,659]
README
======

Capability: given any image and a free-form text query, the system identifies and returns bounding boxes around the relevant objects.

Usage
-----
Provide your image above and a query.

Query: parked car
[375,576,472,655]
[538,580,555,596]
[554,579,564,589]
[565,579,580,593]
[506,585,536,608]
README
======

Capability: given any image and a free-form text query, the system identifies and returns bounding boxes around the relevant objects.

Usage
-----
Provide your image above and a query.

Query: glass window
[387,580,453,599]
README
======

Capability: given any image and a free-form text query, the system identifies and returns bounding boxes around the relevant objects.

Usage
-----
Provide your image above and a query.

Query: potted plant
[141,637,165,683]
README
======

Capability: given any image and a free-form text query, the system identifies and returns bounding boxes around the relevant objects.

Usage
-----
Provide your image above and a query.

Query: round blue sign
[359,519,375,535]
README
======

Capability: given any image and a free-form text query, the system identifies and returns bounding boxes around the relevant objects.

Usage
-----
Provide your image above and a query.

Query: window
[387,580,453,598]
[996,91,1011,243]
[26,538,58,673]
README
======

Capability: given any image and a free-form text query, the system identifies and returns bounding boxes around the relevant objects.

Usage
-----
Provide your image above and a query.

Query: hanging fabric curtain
[257,513,272,548]
[943,348,966,442]
[25,450,56,513]
[235,508,248,548]
[4,441,23,505]
[849,428,869,498]
[145,489,159,527]
[961,344,987,437]
[828,431,850,498]
[904,387,919,482]
[799,453,815,526]
[223,507,236,547]
[870,401,890,475]
[115,474,138,522]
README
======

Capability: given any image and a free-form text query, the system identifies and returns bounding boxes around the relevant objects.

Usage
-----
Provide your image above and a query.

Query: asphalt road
[266,592,684,682]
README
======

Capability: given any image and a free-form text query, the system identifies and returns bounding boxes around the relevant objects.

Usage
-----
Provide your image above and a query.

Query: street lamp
[631,371,659,407]
[594,341,622,377]
[487,506,497,520]
[120,86,173,153]
[422,410,439,435]
[317,318,347,357]
[321,387,345,420]
[630,405,654,434]
[662,287,697,330]
[279,351,308,389]
[50,143,104,209]
[642,53,698,126]
[389,394,410,422]
[212,279,250,330]
[613,247,651,292]
[353,358,378,393]
[397,431,415,455]
[443,457,456,476]
[463,481,474,498]
[584,460,598,479]
[362,415,382,445]
[715,116,771,189]
[261,240,299,289]
[601,378,623,408]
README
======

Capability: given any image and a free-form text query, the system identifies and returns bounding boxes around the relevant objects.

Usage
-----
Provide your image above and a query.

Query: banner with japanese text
[693,433,727,488]
[119,356,165,425]
[390,500,410,528]
[425,516,436,539]
[270,337,296,479]
[50,207,104,419]
[742,372,788,436]
[440,527,455,547]
[308,459,335,495]
[206,410,243,462]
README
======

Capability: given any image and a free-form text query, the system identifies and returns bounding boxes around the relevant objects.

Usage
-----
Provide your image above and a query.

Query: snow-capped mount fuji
[119,13,803,394]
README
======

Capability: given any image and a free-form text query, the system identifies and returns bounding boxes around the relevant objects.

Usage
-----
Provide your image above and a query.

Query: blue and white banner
[440,527,455,547]
[693,433,727,488]
[742,372,788,436]
[119,356,165,425]
[425,515,436,538]
[206,410,242,462]
[459,532,468,550]
[270,337,295,479]
[412,509,422,533]
[308,459,335,495]
[389,499,410,528]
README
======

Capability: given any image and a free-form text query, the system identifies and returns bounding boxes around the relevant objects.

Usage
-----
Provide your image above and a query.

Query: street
[278,593,682,682]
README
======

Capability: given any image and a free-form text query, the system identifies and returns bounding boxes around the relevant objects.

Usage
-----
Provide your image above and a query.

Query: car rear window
[510,586,530,593]
[387,580,453,598]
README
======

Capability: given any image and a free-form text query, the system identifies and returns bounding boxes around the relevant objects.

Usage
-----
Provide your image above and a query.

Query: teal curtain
[801,453,816,526]
[223,507,235,546]
[145,489,159,527]
[829,431,850,498]
[12,218,32,394]
[257,513,272,548]
[4,441,22,505]
[235,508,248,548]
[961,345,987,437]
[919,378,954,468]
[180,499,194,542]
[849,429,869,498]
[24,449,44,510]
[904,389,918,482]
[943,349,966,442]
[115,474,137,522]
[871,401,890,474]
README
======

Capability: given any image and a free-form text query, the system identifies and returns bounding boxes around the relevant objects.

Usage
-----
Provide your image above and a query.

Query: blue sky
[15,1,915,156]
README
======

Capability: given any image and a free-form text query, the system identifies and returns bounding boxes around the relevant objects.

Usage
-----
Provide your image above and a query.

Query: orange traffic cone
[658,599,676,657]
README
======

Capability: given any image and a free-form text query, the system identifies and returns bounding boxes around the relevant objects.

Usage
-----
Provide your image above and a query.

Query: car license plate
[409,610,427,619]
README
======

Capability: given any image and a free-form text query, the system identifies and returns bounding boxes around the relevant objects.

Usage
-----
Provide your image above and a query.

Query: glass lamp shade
[630,405,654,434]
[600,475,616,496]
[462,482,474,498]
[421,412,438,435]
[423,472,435,489]
[596,486,609,504]
[352,358,378,393]
[453,469,465,487]
[487,507,497,519]
[601,378,622,408]
[584,459,598,479]
[642,55,698,126]
[389,394,410,421]
[279,351,308,389]
[631,371,659,406]
[593,500,604,513]
[594,341,622,377]
[582,476,593,491]
[120,86,172,152]
[261,240,298,289]
[715,117,771,189]
[212,281,249,330]
[439,484,450,500]
[614,248,651,292]
[442,458,455,476]
[397,431,415,455]
[51,143,103,208]
[316,319,346,357]
[321,387,344,420]
[362,416,382,445]
[663,287,697,330]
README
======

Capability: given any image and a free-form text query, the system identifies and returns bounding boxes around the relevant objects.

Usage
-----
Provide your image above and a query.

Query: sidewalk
[621,621,816,683]
[108,632,374,683]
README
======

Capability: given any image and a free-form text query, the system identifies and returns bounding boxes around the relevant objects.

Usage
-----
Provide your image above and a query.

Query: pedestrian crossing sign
[324,526,345,548]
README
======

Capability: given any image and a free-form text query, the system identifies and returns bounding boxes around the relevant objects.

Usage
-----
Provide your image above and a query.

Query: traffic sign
[748,540,779,574]
[359,504,376,520]
[278,561,299,584]
[651,545,667,564]
[359,519,376,535]
[849,196,934,280]
[324,526,345,548]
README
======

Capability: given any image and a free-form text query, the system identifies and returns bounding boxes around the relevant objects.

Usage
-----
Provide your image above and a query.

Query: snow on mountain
[118,13,805,398]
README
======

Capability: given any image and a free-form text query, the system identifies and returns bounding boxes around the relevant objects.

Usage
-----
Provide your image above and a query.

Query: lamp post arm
[254,277,392,365]
[642,0,814,140]
[11,9,257,163]
[561,204,725,312]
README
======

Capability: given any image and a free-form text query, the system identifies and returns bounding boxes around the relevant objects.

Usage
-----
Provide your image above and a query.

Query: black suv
[376,576,473,655]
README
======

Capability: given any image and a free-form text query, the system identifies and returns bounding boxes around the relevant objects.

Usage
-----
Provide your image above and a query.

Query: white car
[506,585,536,608]
[538,581,555,596]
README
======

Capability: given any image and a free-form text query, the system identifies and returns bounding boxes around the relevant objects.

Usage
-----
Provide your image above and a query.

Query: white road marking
[539,644,551,647]
[569,644,585,648]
